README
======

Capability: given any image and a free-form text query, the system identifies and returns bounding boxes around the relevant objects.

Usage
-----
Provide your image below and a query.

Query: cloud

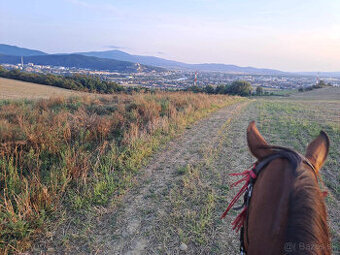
[106,45,124,50]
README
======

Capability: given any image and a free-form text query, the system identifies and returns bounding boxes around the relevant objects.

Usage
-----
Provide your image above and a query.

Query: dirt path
[87,101,250,254]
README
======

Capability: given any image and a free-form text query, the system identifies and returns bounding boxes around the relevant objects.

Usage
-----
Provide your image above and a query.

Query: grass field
[0,77,89,99]
[0,83,338,254]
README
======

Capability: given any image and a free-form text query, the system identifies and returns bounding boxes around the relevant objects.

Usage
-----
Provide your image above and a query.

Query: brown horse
[223,121,331,255]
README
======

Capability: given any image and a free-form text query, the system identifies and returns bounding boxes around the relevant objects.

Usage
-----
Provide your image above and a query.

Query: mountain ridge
[77,49,286,74]
[0,53,162,73]
[0,44,47,56]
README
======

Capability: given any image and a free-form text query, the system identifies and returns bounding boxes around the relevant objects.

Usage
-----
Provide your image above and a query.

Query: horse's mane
[265,146,330,254]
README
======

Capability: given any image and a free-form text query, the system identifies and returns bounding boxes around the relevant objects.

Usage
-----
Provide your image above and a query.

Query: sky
[1,0,340,72]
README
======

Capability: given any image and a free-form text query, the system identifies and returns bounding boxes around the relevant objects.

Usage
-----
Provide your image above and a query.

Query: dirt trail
[210,103,257,254]
[89,101,250,254]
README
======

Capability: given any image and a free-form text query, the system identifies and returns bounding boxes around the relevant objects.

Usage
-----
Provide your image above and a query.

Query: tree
[256,86,264,95]
[214,85,226,94]
[204,85,215,94]
[0,66,6,75]
[187,86,203,93]
[316,80,327,88]
[226,80,253,96]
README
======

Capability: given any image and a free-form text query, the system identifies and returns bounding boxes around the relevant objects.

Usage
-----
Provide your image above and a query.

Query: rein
[221,150,320,255]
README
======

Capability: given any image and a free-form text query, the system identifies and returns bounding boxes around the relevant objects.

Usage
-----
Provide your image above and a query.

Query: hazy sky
[1,0,340,71]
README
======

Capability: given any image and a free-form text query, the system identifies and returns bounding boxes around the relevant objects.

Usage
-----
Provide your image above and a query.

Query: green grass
[161,163,217,247]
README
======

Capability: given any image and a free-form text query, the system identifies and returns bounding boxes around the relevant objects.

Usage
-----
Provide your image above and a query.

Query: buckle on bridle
[240,246,246,255]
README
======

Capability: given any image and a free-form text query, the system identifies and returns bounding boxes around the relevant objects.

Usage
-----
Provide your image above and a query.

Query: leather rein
[221,149,318,255]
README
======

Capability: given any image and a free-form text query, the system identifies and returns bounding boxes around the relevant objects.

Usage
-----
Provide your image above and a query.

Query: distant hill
[0,44,47,56]
[296,72,340,78]
[0,54,162,73]
[77,50,285,74]
[185,63,285,75]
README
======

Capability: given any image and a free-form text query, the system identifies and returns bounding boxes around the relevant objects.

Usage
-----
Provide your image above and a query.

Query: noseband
[221,148,318,255]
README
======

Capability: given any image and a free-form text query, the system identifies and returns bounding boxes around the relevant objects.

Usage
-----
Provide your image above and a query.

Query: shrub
[186,80,253,97]
[256,86,264,95]
[226,80,253,96]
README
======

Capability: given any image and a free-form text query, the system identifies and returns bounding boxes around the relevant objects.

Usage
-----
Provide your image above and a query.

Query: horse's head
[223,121,331,255]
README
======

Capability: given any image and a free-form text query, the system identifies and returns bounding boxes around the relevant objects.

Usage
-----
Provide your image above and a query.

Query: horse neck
[285,165,331,254]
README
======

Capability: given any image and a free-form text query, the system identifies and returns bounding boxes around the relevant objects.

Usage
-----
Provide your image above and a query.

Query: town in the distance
[1,44,340,91]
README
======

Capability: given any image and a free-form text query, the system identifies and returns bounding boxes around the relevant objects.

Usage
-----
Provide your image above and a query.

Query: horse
[222,121,331,255]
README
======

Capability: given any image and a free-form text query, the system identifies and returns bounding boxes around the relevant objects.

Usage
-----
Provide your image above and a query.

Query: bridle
[221,148,319,255]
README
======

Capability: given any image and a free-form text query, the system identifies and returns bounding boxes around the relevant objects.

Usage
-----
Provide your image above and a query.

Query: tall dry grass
[0,92,241,253]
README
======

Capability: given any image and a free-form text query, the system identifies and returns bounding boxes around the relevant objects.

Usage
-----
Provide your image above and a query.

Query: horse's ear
[247,121,273,160]
[305,131,330,172]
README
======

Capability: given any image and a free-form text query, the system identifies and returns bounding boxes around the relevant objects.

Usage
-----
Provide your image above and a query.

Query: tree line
[186,80,259,96]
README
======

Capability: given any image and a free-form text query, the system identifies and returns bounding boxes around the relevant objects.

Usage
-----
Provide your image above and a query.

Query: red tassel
[221,164,257,233]
[232,206,248,232]
[322,191,328,198]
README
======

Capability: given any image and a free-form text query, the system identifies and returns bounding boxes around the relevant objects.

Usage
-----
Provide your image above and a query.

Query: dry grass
[0,91,241,253]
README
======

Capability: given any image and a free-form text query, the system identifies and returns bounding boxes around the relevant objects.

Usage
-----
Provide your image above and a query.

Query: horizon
[1,0,340,72]
[3,43,340,74]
